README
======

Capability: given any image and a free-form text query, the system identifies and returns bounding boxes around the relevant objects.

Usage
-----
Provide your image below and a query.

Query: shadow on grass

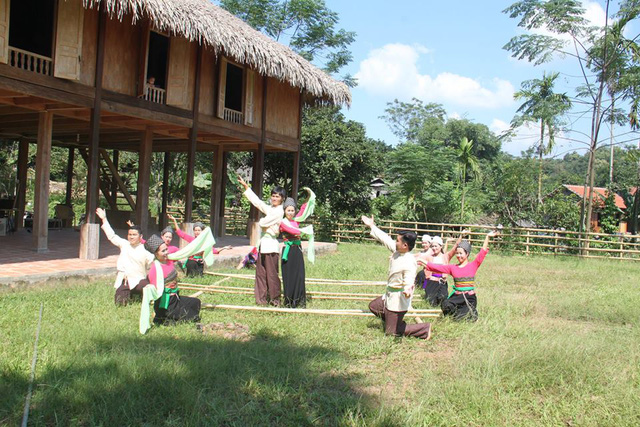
[10,330,373,426]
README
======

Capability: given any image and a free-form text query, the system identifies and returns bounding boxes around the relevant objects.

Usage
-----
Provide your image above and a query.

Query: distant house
[556,185,626,232]
[370,177,388,198]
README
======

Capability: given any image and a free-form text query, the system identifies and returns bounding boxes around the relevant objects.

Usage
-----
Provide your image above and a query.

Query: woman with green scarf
[279,188,316,308]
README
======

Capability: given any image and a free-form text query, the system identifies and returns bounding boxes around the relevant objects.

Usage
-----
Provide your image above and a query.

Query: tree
[503,0,640,238]
[456,137,480,220]
[298,106,387,215]
[219,0,356,82]
[380,98,447,142]
[511,71,572,204]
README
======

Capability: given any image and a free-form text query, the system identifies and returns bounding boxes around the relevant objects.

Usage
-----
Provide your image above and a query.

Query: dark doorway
[147,32,169,89]
[9,0,56,58]
[224,63,244,112]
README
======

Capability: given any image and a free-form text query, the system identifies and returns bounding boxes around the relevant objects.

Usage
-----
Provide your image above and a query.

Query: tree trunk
[609,96,615,184]
[538,119,545,205]
[460,166,466,220]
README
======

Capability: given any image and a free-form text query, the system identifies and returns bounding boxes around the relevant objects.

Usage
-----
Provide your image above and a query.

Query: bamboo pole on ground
[201,303,441,318]
[179,283,426,300]
[205,271,387,285]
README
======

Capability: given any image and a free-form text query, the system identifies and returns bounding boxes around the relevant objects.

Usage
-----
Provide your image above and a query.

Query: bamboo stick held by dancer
[361,215,432,340]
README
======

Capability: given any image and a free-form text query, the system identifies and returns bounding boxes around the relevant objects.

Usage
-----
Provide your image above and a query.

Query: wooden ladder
[79,149,137,211]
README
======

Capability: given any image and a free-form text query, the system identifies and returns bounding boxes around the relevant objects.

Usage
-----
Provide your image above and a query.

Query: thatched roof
[83,0,351,106]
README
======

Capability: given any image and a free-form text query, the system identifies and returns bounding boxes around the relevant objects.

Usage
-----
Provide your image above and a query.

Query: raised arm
[445,229,467,261]
[482,230,497,251]
[96,208,125,248]
[362,215,396,252]
[280,218,302,236]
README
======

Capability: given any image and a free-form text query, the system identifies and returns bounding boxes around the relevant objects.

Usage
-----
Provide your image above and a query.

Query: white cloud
[355,43,515,109]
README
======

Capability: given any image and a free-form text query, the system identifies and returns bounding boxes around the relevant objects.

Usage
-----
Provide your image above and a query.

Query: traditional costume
[279,189,316,308]
[416,236,451,307]
[243,188,284,305]
[367,225,431,339]
[175,222,220,276]
[144,234,201,325]
[100,216,154,305]
[140,228,216,334]
[425,240,485,321]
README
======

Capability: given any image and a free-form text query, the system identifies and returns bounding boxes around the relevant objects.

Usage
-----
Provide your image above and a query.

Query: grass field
[2,243,640,426]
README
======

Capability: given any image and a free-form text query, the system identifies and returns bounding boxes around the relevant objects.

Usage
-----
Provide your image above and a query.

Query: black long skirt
[282,244,306,308]
[154,293,201,325]
[424,278,448,307]
[441,292,478,321]
[185,259,204,277]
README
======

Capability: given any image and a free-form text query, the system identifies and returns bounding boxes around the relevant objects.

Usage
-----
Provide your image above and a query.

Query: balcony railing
[143,84,166,104]
[9,47,52,76]
[223,108,244,124]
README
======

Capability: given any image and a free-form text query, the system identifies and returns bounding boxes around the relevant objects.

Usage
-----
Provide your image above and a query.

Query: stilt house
[0,0,350,258]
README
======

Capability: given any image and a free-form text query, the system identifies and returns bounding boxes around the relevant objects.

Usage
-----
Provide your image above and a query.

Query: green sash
[282,239,301,262]
[159,287,179,309]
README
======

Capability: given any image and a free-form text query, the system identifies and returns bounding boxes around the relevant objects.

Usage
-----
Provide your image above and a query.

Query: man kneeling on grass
[96,208,154,306]
[362,215,432,340]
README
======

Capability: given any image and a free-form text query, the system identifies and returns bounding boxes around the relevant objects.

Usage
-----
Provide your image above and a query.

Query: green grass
[2,243,640,426]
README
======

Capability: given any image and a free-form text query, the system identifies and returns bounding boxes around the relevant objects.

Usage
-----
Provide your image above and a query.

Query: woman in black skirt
[279,197,309,308]
[144,234,201,324]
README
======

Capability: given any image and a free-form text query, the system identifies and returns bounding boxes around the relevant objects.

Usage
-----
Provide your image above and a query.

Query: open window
[7,0,56,75]
[143,31,169,104]
[218,58,254,125]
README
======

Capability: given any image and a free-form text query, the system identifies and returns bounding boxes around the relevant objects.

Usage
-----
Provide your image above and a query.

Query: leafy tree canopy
[218,0,356,82]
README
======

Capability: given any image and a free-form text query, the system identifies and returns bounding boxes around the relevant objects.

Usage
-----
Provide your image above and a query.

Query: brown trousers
[255,252,281,305]
[368,296,431,339]
[114,278,149,306]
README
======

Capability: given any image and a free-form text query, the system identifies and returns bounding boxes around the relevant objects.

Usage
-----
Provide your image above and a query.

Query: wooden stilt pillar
[184,45,203,224]
[210,146,224,238]
[292,149,300,200]
[65,147,74,206]
[219,151,228,236]
[80,6,107,260]
[15,139,29,230]
[33,111,53,252]
[248,76,268,245]
[111,149,119,197]
[136,127,153,234]
[160,151,170,229]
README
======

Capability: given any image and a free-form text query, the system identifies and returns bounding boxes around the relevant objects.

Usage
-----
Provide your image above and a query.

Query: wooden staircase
[79,149,137,211]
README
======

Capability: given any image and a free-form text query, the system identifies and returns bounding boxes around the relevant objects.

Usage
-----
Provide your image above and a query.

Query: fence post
[336,221,341,243]
[620,235,624,259]
[554,232,558,256]
[526,230,530,255]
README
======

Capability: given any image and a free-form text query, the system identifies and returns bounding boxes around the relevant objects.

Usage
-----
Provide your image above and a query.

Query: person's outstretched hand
[237,176,249,190]
[361,215,375,227]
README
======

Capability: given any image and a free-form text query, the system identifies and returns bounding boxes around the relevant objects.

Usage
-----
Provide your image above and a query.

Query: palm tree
[512,72,572,204]
[456,137,479,220]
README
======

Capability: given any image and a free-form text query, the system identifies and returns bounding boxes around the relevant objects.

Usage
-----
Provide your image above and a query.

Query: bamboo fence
[176,206,640,262]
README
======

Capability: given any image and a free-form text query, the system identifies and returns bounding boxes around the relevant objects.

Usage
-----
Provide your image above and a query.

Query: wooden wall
[166,37,196,110]
[198,47,216,116]
[265,78,300,138]
[102,15,141,96]
[79,8,98,87]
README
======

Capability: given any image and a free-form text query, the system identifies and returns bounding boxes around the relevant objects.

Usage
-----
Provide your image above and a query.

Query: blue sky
[323,0,639,157]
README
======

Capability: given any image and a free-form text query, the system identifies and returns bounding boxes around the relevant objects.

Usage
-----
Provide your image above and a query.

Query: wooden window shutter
[217,57,227,119]
[244,69,255,125]
[166,37,191,108]
[54,0,84,80]
[0,0,10,64]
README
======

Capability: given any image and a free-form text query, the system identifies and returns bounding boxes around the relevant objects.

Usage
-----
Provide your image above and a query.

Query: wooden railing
[143,84,166,104]
[223,108,244,124]
[9,47,52,76]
